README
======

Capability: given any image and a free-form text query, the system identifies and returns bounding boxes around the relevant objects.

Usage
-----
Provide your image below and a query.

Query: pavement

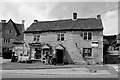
[0,57,11,64]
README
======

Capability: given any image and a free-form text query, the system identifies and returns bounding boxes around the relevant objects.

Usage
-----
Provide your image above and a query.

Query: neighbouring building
[117,33,120,50]
[24,13,104,64]
[0,23,2,56]
[103,35,117,51]
[1,19,24,57]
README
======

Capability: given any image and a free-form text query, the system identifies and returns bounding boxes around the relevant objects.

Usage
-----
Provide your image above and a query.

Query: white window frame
[83,32,92,40]
[83,48,93,58]
[33,34,40,42]
[57,33,64,41]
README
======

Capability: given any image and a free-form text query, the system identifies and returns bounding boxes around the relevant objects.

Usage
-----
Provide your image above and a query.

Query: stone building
[0,22,2,56]
[24,13,103,64]
[1,19,24,54]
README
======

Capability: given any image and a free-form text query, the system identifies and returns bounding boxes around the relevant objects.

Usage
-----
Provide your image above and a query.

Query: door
[56,49,63,64]
[35,48,41,59]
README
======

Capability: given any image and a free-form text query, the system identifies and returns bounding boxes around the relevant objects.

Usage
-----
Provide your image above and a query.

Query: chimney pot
[97,15,101,19]
[34,20,38,23]
[1,20,6,23]
[73,13,77,20]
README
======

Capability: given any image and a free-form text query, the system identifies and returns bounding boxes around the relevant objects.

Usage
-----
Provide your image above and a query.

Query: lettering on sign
[91,41,98,47]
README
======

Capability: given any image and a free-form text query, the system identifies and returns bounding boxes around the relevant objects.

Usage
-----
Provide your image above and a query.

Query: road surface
[1,68,118,78]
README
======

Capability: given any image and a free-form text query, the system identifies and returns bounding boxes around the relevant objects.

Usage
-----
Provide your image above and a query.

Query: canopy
[41,44,50,49]
[55,45,64,49]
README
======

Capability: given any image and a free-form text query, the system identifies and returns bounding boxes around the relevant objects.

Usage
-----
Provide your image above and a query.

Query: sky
[0,0,119,35]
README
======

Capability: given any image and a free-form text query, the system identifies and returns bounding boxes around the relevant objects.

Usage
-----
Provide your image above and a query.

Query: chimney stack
[97,15,101,19]
[34,20,38,23]
[73,13,77,20]
[22,20,25,25]
[1,20,6,23]
[22,20,25,32]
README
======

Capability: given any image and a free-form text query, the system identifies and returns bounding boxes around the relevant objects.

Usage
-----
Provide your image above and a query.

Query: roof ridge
[36,18,98,23]
[3,19,21,36]
[26,17,103,33]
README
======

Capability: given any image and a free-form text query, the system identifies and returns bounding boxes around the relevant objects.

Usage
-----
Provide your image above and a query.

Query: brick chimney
[22,20,25,32]
[1,20,6,23]
[22,20,25,25]
[97,15,101,19]
[73,13,77,20]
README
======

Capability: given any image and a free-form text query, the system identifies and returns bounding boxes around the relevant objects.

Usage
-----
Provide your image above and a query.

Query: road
[1,68,118,78]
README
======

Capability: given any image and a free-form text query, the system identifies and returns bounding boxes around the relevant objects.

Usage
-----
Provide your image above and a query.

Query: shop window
[83,48,92,57]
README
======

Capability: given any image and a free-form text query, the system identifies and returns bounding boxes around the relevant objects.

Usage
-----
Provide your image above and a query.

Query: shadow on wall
[64,49,74,64]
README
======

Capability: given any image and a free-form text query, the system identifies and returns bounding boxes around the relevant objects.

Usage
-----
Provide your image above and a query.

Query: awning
[41,44,50,49]
[29,42,42,46]
[109,51,119,56]
[55,45,64,49]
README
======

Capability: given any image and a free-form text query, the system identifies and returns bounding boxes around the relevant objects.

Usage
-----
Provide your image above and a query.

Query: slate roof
[25,18,103,33]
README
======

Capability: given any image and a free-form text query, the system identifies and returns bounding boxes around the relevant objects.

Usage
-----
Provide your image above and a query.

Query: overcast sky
[0,0,119,35]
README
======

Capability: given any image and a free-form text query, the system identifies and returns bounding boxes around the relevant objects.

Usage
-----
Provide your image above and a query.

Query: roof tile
[25,18,103,32]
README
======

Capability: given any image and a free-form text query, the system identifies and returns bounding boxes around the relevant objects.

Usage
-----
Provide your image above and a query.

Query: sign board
[91,41,98,47]
[15,46,23,50]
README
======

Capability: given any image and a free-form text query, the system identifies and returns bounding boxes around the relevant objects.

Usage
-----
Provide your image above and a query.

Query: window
[83,48,92,57]
[57,34,60,41]
[33,34,40,41]
[9,30,12,33]
[83,32,87,40]
[83,32,92,40]
[37,35,40,41]
[4,38,6,42]
[3,38,10,43]
[3,48,9,52]
[7,39,10,43]
[57,33,64,41]
[88,32,92,40]
[61,34,64,41]
[33,35,37,41]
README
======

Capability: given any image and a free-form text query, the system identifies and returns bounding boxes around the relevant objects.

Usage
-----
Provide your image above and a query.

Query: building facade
[1,19,24,53]
[117,33,120,50]
[0,23,2,56]
[24,13,103,64]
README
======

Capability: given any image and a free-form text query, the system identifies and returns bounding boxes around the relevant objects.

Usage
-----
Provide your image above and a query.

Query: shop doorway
[35,48,41,59]
[56,49,63,64]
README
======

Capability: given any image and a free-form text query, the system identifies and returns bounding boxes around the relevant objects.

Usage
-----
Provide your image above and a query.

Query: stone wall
[25,30,103,64]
